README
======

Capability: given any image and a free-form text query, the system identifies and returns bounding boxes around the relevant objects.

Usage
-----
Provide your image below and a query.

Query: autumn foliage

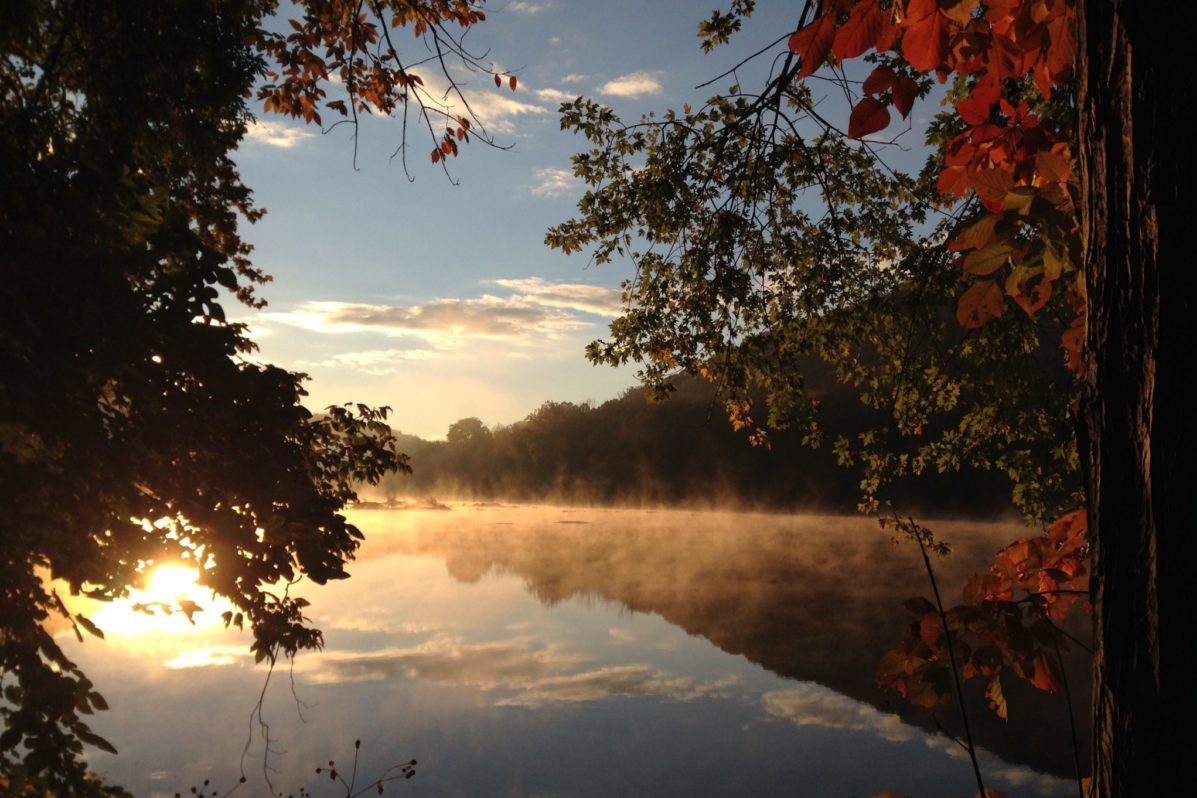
[789,0,1081,366]
[782,0,1088,713]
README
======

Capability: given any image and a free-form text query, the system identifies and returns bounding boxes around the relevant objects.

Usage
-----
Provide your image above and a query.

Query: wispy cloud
[297,347,444,375]
[561,73,588,84]
[244,119,316,148]
[534,87,576,103]
[266,296,590,345]
[507,0,550,13]
[410,68,550,135]
[298,635,736,707]
[491,277,622,317]
[163,646,250,670]
[762,685,917,743]
[598,71,665,98]
[530,166,578,198]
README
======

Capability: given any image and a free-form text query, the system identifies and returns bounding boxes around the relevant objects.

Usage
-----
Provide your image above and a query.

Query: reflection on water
[62,507,1084,797]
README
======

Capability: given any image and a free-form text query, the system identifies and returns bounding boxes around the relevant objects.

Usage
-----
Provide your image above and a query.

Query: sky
[230,1,867,439]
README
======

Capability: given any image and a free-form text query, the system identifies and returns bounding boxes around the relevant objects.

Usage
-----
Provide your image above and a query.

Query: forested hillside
[373,374,1014,516]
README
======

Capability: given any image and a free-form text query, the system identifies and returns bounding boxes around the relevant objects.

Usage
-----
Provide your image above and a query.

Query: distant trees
[377,376,1012,514]
[1,0,503,791]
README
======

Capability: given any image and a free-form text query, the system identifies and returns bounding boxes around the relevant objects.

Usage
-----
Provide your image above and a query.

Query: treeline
[374,374,1014,516]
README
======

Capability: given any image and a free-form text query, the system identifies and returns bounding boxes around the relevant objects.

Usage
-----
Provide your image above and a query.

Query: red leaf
[862,65,896,94]
[1030,652,1061,692]
[957,279,1005,328]
[937,164,971,198]
[833,1,885,61]
[509,75,518,91]
[1045,12,1076,78]
[902,10,950,72]
[789,14,837,78]
[494,73,502,88]
[892,76,918,118]
[848,97,891,139]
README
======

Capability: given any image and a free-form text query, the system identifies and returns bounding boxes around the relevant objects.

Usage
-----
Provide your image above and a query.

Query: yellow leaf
[963,243,1012,276]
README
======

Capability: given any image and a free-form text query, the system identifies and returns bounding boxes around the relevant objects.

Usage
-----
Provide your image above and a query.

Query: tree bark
[1079,1,1197,794]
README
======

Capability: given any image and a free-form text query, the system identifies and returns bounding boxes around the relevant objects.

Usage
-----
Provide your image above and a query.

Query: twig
[911,519,987,798]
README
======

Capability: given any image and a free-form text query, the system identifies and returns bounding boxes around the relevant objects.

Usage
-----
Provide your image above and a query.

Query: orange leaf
[937,164,971,198]
[848,97,891,139]
[957,279,1005,328]
[938,0,980,25]
[902,10,950,72]
[1035,148,1072,184]
[1045,11,1076,78]
[985,675,1008,720]
[789,14,837,77]
[948,212,1001,252]
[971,167,1016,211]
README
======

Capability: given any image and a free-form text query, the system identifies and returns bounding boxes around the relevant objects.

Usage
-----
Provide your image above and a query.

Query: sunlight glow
[145,564,201,603]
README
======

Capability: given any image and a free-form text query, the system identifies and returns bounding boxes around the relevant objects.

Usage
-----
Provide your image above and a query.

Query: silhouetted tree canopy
[0,0,519,790]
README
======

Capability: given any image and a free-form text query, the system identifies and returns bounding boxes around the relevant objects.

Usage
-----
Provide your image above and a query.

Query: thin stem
[1048,619,1087,798]
[912,522,987,798]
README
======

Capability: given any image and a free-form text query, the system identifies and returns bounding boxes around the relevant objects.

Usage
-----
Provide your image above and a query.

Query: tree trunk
[1078,1,1197,794]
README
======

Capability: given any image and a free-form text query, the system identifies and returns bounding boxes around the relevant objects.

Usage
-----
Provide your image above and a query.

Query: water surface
[64,507,1086,797]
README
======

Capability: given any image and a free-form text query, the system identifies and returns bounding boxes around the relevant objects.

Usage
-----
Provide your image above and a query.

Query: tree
[549,0,1193,794]
[1077,2,1196,794]
[0,0,507,792]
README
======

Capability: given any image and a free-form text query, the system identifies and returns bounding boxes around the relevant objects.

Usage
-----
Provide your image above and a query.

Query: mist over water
[63,506,1083,797]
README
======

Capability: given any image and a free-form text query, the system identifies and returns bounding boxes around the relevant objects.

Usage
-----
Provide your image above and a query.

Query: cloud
[299,636,737,707]
[266,296,590,345]
[409,68,550,135]
[598,71,665,98]
[530,166,578,197]
[762,684,918,744]
[244,119,315,148]
[163,646,249,670]
[301,638,578,686]
[507,1,550,13]
[496,665,737,708]
[561,74,588,84]
[297,348,444,375]
[534,87,576,103]
[490,277,622,317]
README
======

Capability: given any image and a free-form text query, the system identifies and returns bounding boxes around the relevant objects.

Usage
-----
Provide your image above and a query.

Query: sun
[144,563,201,603]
